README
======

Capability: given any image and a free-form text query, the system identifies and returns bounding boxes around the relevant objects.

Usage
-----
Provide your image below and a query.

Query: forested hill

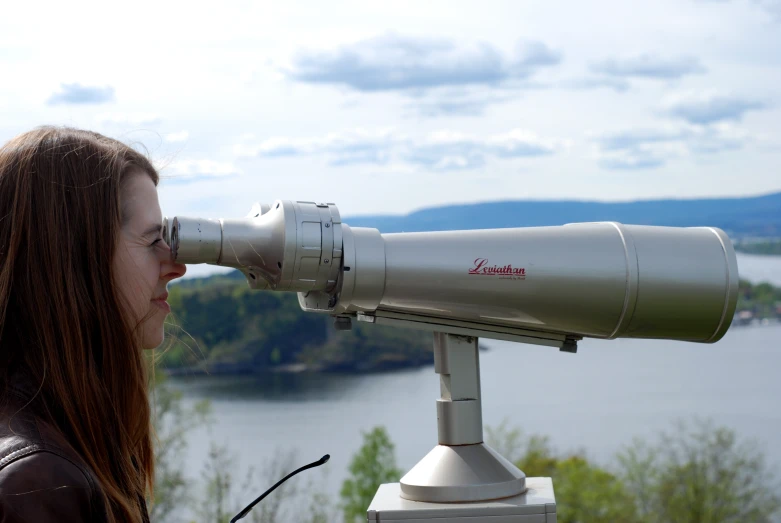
[161,272,433,375]
[342,191,781,237]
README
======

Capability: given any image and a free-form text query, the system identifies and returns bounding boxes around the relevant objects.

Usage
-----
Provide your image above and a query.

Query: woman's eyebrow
[142,224,163,236]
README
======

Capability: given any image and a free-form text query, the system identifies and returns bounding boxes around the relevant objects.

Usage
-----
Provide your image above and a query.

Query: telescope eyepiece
[170,218,178,260]
[169,201,343,293]
[162,217,170,247]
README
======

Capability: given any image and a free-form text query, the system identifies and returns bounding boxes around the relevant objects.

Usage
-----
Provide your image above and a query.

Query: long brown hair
[0,127,159,523]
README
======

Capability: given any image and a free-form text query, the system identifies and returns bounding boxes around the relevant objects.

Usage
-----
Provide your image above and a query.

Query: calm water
[169,325,781,510]
[167,253,781,518]
[736,252,781,286]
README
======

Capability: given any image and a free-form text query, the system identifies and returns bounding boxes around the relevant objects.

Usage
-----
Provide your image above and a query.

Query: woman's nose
[161,244,187,281]
[161,260,187,282]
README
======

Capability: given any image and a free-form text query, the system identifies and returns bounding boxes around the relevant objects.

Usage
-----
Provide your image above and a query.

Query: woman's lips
[152,292,171,313]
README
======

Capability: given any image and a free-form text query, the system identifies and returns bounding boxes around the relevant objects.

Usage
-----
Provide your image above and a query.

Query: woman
[0,127,187,522]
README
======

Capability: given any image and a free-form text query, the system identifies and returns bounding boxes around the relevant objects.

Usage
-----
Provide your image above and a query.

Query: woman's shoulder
[1,371,92,464]
[0,449,97,522]
[0,393,107,521]
[0,389,91,471]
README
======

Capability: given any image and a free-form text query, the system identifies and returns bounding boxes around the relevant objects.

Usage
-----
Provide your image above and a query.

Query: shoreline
[161,343,491,377]
[162,357,435,377]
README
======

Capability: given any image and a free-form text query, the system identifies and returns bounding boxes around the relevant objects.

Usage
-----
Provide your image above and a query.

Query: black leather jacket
[0,371,150,522]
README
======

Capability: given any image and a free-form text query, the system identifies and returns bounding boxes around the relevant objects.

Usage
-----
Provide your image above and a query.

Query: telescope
[167,200,739,522]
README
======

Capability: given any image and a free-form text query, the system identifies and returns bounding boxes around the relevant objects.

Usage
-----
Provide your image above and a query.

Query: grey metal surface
[399,333,525,503]
[399,443,527,503]
[171,216,222,265]
[360,222,738,342]
[356,310,572,348]
[433,334,483,446]
[170,200,343,292]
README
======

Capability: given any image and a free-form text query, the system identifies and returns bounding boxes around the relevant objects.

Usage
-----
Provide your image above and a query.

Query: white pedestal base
[368,478,557,522]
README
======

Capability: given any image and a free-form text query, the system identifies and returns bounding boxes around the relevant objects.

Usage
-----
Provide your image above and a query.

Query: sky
[1,0,780,225]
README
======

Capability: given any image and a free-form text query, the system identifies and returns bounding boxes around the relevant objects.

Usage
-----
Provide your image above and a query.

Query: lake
[736,252,781,286]
[166,252,781,521]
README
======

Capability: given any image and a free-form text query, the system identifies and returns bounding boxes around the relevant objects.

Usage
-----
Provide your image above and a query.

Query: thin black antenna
[230,454,330,523]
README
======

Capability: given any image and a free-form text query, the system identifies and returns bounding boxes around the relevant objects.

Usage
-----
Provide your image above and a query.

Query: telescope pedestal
[369,332,555,520]
[398,332,528,502]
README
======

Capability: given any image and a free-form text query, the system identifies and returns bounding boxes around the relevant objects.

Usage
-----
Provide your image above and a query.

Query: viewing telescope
[167,200,738,347]
[166,200,739,522]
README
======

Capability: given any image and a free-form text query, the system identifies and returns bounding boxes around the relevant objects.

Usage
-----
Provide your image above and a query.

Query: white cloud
[403,87,523,117]
[485,129,567,157]
[660,91,768,124]
[47,83,115,105]
[590,54,706,79]
[755,0,781,20]
[96,113,162,127]
[161,159,240,180]
[596,149,669,170]
[562,76,631,92]
[234,128,402,164]
[285,34,561,92]
[164,131,190,143]
[282,33,561,115]
[710,0,781,21]
[592,123,753,169]
[234,128,561,171]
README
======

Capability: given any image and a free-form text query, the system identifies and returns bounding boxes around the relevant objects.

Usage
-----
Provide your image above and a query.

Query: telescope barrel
[366,223,738,342]
[169,201,739,344]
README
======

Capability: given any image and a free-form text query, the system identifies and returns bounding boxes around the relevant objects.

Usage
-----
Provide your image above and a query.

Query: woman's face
[113,173,186,349]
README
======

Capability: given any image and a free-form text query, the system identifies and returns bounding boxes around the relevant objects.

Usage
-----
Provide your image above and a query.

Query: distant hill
[342,192,781,237]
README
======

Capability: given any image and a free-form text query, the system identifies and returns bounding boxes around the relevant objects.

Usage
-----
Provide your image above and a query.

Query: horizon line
[344,189,781,218]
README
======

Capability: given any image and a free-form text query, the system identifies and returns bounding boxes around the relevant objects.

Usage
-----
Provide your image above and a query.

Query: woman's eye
[151,238,163,247]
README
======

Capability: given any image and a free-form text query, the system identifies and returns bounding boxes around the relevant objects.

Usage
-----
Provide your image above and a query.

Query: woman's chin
[141,324,166,350]
[138,307,170,350]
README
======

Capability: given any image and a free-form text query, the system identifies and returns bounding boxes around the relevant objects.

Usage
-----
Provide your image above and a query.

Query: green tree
[193,438,306,523]
[487,421,639,523]
[340,426,402,522]
[163,273,433,375]
[551,456,640,523]
[617,419,781,523]
[737,279,781,319]
[733,240,781,256]
[148,370,212,523]
[300,468,341,523]
[195,440,237,523]
[488,419,781,523]
[244,449,301,523]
